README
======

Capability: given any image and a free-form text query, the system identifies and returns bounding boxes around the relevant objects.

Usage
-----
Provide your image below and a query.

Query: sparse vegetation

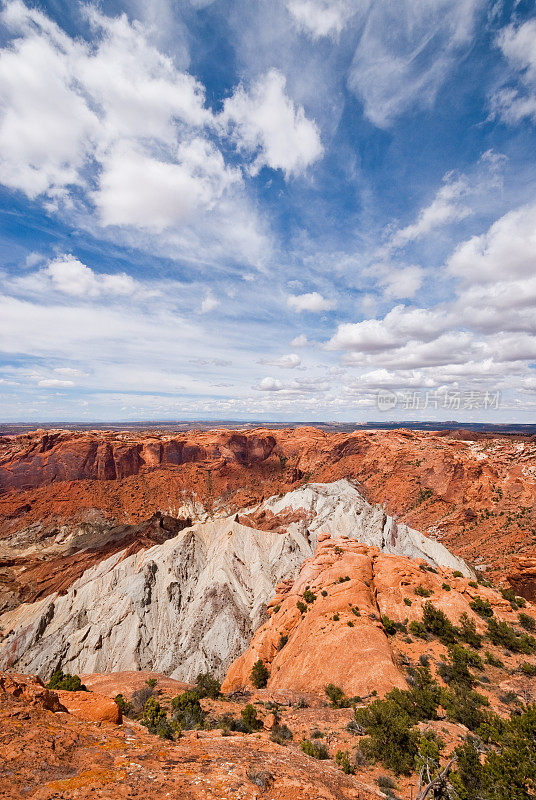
[195,672,221,699]
[46,670,87,692]
[296,600,307,613]
[325,683,350,708]
[250,659,270,688]
[302,589,316,603]
[415,585,432,597]
[171,690,205,729]
[469,596,494,618]
[300,739,329,759]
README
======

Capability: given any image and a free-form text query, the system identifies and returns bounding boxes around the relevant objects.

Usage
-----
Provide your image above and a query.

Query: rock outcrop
[0,481,473,682]
[56,690,122,724]
[0,518,312,681]
[0,672,65,711]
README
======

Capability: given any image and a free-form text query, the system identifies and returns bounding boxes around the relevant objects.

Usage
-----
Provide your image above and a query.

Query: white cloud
[493,19,536,123]
[287,0,355,39]
[256,376,284,391]
[290,334,309,347]
[37,378,75,388]
[448,202,536,284]
[348,0,484,127]
[260,353,302,368]
[385,174,471,252]
[221,69,323,176]
[200,291,220,313]
[94,140,240,231]
[379,266,424,300]
[13,255,139,299]
[287,291,335,312]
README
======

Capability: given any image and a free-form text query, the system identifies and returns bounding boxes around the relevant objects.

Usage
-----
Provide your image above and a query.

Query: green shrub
[382,615,398,636]
[270,723,293,744]
[442,582,451,591]
[459,612,482,649]
[250,659,270,688]
[470,596,494,618]
[302,589,316,603]
[141,697,176,739]
[300,739,329,759]
[404,597,412,606]
[415,585,432,597]
[422,601,457,644]
[333,613,340,621]
[171,690,205,729]
[453,570,463,578]
[356,696,419,775]
[438,645,481,687]
[335,749,355,774]
[521,662,536,676]
[485,650,504,668]
[278,634,288,650]
[518,613,536,632]
[325,683,350,708]
[296,600,307,613]
[195,672,221,699]
[241,703,262,731]
[114,693,133,716]
[46,670,87,692]
[145,677,157,688]
[487,618,536,654]
[321,590,328,597]
[409,620,427,638]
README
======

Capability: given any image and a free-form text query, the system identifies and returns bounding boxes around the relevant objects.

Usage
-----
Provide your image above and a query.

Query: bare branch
[415,756,457,800]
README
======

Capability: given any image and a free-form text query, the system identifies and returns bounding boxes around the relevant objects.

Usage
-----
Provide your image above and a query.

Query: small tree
[250,659,269,688]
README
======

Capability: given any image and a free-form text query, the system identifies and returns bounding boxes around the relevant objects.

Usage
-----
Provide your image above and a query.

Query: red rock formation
[56,690,122,724]
[1,426,536,588]
[0,672,65,711]
[507,556,536,601]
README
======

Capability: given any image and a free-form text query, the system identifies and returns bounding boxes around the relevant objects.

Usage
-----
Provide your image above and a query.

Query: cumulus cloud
[287,0,355,39]
[379,266,424,300]
[221,69,323,176]
[492,19,536,123]
[448,202,536,284]
[290,334,309,347]
[348,0,484,127]
[13,255,139,299]
[287,291,335,312]
[256,376,284,391]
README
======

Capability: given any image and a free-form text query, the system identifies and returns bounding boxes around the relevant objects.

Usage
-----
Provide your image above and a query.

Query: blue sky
[0,0,536,422]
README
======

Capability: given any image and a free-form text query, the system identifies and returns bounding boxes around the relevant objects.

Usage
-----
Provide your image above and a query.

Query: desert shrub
[404,597,412,606]
[250,659,269,688]
[300,739,329,759]
[311,728,324,738]
[415,585,432,597]
[332,613,340,621]
[442,582,451,591]
[419,653,430,667]
[335,749,355,774]
[278,634,288,650]
[382,615,406,635]
[195,672,221,699]
[171,690,205,729]
[453,570,463,578]
[270,723,293,744]
[459,612,482,649]
[140,697,176,739]
[409,620,427,638]
[114,693,133,716]
[302,589,316,603]
[487,618,536,654]
[240,703,262,731]
[145,677,157,688]
[321,589,328,597]
[377,775,397,790]
[519,613,536,632]
[325,683,350,708]
[469,581,478,589]
[485,650,504,668]
[355,696,419,774]
[470,596,494,618]
[422,601,457,644]
[521,662,536,676]
[517,596,527,607]
[442,685,490,732]
[438,645,479,687]
[46,670,87,692]
[296,600,307,613]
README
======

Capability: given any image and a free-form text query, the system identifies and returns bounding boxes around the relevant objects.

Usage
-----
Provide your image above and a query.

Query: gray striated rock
[0,519,312,681]
[0,480,472,681]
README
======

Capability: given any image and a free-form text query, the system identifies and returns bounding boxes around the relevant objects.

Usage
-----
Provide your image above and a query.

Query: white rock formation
[0,519,312,681]
[255,479,472,576]
[0,480,472,681]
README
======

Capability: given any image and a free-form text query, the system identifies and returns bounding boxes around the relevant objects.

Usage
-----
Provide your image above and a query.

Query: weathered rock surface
[0,671,65,711]
[0,517,312,681]
[2,426,535,586]
[56,690,122,724]
[0,481,472,683]
[507,555,536,601]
